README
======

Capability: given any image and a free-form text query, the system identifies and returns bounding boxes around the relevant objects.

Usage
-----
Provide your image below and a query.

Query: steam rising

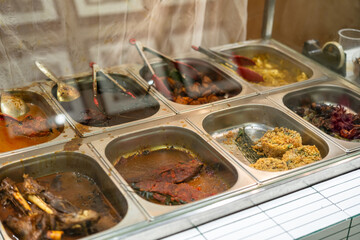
[0,0,247,89]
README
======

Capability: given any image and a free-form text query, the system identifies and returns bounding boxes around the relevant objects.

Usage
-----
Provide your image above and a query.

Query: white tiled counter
[163,168,360,240]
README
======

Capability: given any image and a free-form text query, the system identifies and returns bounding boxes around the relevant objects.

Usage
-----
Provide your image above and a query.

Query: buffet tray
[0,143,147,240]
[210,39,329,94]
[39,66,175,137]
[1,40,360,240]
[268,78,360,153]
[90,118,257,218]
[187,95,346,183]
[0,83,77,158]
[127,56,258,114]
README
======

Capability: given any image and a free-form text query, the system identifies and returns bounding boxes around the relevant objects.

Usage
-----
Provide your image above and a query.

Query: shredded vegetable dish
[294,103,360,141]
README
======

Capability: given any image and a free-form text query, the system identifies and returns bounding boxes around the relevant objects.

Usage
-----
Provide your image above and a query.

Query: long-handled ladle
[0,91,29,120]
[35,61,80,102]
[129,39,172,100]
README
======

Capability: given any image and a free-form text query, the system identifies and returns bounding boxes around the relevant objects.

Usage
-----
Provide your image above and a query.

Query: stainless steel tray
[90,119,257,218]
[187,96,346,183]
[127,57,258,113]
[0,42,359,240]
[0,144,147,240]
[268,79,360,153]
[39,67,175,137]
[0,83,77,158]
[210,39,328,94]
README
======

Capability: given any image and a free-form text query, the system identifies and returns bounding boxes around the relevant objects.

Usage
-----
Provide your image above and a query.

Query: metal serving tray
[268,79,360,153]
[90,119,257,218]
[210,40,328,94]
[0,83,77,158]
[127,57,258,113]
[187,96,345,183]
[0,144,147,240]
[39,67,174,137]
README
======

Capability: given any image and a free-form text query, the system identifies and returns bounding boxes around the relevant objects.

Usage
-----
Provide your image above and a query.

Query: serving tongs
[129,39,172,99]
[192,46,264,83]
[209,49,256,67]
[89,62,136,114]
[141,42,203,98]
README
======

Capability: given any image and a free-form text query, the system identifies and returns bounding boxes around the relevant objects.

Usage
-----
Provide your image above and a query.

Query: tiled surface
[299,220,350,240]
[164,168,360,240]
[162,229,205,240]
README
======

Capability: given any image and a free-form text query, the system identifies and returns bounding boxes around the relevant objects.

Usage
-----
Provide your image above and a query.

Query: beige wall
[248,0,360,52]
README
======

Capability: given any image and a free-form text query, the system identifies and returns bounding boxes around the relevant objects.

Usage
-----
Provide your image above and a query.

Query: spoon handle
[143,46,177,63]
[35,61,60,84]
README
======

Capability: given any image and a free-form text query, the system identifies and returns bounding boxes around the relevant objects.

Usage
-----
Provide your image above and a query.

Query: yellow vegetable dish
[248,54,308,86]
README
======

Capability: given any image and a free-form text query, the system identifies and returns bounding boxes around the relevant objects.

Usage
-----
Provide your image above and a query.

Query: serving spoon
[0,91,29,120]
[35,61,80,102]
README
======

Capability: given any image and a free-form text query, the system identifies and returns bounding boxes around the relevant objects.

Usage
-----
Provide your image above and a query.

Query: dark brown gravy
[0,104,62,153]
[115,148,230,205]
[0,172,121,240]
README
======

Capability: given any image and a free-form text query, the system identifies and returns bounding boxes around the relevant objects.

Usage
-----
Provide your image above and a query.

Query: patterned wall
[0,0,247,89]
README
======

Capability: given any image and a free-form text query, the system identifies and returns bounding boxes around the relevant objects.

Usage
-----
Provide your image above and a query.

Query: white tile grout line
[262,209,290,239]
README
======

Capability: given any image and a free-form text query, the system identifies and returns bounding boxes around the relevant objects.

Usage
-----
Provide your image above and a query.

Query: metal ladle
[0,91,29,119]
[35,61,80,102]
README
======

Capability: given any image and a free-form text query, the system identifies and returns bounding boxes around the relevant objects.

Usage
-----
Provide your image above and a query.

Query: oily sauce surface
[0,172,121,240]
[0,104,61,153]
[115,148,231,205]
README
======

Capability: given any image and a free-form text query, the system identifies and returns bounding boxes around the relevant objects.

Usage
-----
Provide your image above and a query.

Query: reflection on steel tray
[51,74,159,127]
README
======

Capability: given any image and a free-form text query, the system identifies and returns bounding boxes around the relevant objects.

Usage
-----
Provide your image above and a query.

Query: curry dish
[115,147,230,205]
[0,103,61,153]
[247,54,308,86]
[0,172,121,240]
[160,72,227,105]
